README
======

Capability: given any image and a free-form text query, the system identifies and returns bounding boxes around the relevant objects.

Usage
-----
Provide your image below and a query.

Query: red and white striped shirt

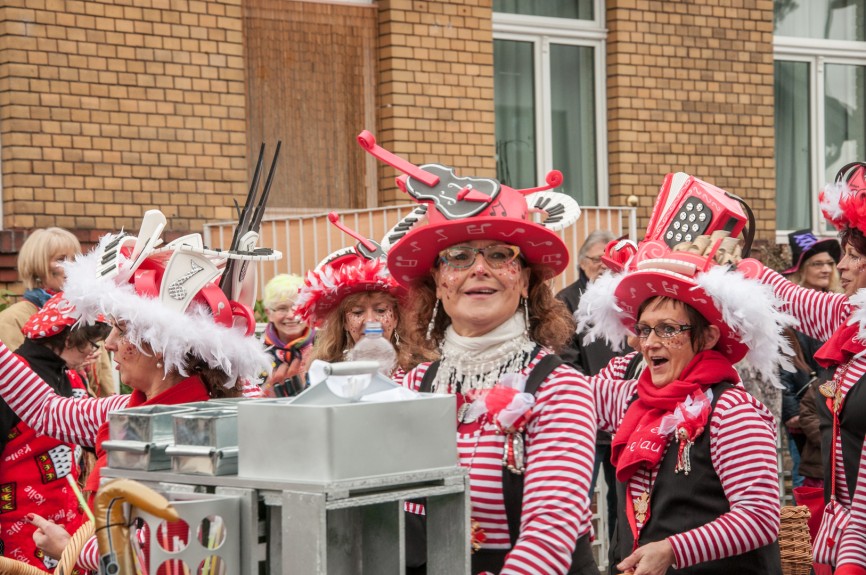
[404,349,596,575]
[592,375,780,568]
[761,268,860,506]
[837,436,866,572]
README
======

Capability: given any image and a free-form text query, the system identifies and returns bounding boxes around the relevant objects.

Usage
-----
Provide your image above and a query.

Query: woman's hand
[616,539,675,575]
[28,513,71,560]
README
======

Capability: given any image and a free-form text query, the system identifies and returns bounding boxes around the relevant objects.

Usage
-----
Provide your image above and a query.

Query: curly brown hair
[402,264,575,354]
[308,291,435,372]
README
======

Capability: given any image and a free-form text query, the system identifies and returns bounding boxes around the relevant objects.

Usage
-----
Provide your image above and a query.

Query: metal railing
[203,204,639,299]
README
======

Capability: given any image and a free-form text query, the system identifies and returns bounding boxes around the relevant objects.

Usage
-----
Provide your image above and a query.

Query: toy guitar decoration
[356,130,578,229]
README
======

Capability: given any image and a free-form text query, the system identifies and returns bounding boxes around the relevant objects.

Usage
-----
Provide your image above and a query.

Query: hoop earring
[522,297,530,335]
[426,299,440,340]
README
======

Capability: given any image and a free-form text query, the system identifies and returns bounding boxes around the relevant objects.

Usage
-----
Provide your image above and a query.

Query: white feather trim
[820,181,849,224]
[695,266,796,388]
[843,289,866,352]
[63,234,272,386]
[575,271,631,352]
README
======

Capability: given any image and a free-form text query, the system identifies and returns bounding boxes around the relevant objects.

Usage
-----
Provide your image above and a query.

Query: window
[774,1,866,235]
[493,0,607,206]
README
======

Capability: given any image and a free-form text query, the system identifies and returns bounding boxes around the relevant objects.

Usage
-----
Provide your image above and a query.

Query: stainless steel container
[167,407,239,476]
[237,389,457,483]
[104,405,194,471]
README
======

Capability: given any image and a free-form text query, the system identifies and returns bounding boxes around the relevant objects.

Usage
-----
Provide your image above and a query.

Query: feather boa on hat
[577,265,796,387]
[293,258,400,327]
[62,234,272,387]
[820,179,866,233]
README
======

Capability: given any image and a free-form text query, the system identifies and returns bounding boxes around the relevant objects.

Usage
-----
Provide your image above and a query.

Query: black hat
[781,229,841,275]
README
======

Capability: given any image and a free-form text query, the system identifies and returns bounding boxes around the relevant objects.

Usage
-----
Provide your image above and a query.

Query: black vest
[821,368,866,501]
[611,383,781,574]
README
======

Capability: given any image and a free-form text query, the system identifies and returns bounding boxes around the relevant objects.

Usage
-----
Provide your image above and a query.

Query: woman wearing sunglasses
[364,133,596,574]
[579,230,793,574]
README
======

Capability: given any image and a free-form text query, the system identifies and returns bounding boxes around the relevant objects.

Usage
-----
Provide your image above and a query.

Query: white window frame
[774,35,866,241]
[493,2,609,205]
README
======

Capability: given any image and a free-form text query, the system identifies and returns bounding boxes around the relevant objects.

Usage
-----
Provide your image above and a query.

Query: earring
[394,331,401,347]
[522,297,530,334]
[426,299,440,340]
[156,360,164,369]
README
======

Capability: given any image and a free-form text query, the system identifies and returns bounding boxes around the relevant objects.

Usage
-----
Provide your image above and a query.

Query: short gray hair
[578,229,616,262]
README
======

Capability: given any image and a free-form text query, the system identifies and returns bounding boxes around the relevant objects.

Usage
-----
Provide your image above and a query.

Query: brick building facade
[0,0,776,290]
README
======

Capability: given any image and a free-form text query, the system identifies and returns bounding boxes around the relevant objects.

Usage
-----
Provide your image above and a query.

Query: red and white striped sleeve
[597,351,638,380]
[589,372,637,434]
[667,388,780,568]
[503,360,596,575]
[760,267,850,341]
[78,536,99,572]
[836,437,866,573]
[0,341,128,447]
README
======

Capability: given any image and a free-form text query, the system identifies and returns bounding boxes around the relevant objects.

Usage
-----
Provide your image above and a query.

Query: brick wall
[0,0,248,232]
[0,0,248,291]
[606,1,776,240]
[376,0,496,204]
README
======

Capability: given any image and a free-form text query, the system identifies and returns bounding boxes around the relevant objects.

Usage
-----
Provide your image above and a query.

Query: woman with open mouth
[578,232,793,575]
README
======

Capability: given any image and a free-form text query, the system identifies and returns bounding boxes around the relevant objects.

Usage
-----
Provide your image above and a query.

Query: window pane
[493,0,593,20]
[494,39,536,190]
[824,64,866,183]
[774,0,866,41]
[774,60,811,230]
[550,44,597,205]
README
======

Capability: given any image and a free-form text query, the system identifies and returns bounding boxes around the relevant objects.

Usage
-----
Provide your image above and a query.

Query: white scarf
[433,312,536,394]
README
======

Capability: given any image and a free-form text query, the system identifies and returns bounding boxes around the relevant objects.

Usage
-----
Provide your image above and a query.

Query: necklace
[434,333,535,394]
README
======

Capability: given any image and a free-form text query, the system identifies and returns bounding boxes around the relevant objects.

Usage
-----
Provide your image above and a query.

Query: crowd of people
[0,137,863,575]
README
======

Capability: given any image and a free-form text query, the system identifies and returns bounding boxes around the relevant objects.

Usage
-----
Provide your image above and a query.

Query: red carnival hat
[62,144,284,385]
[577,173,795,384]
[353,131,582,286]
[293,212,403,328]
[820,161,866,233]
[22,292,102,339]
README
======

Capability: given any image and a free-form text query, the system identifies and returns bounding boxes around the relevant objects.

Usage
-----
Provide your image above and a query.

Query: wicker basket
[780,505,812,575]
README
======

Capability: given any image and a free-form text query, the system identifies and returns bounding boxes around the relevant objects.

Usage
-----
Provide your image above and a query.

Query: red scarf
[86,376,211,499]
[814,321,866,368]
[610,350,737,482]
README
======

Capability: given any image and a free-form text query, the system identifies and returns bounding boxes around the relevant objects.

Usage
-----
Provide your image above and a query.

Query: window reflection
[494,0,593,19]
[774,0,866,41]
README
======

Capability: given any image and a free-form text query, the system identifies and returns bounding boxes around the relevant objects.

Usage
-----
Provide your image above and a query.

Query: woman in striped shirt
[578,235,791,575]
[366,131,596,575]
[0,210,274,571]
[753,162,866,574]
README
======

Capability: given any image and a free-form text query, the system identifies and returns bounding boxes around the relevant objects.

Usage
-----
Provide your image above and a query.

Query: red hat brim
[614,267,748,364]
[386,217,569,286]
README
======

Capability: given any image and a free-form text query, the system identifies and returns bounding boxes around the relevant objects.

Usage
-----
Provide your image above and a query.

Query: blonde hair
[263,274,305,309]
[18,228,81,290]
[310,291,434,372]
[787,253,842,293]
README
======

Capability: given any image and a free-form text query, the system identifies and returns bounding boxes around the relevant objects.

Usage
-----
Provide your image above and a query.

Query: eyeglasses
[584,255,603,264]
[807,260,835,269]
[269,305,296,317]
[438,245,521,269]
[85,339,101,352]
[633,322,692,339]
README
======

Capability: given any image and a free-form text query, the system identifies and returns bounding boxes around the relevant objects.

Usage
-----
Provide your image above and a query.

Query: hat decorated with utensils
[63,145,284,386]
[353,131,582,286]
[577,175,795,385]
[293,212,403,328]
[820,161,866,234]
[781,229,841,275]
